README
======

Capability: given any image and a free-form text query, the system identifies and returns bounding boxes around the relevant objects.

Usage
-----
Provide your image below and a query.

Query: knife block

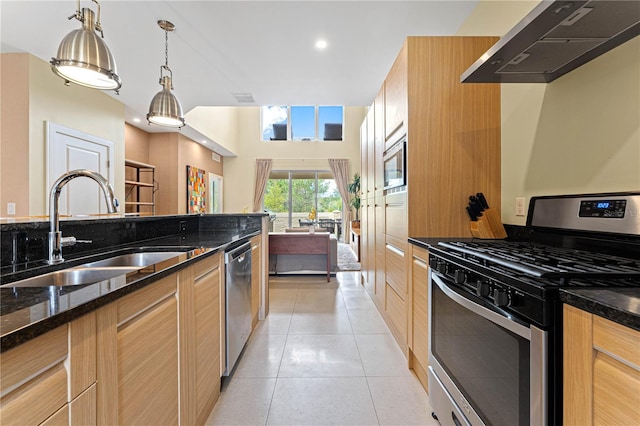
[470,208,507,239]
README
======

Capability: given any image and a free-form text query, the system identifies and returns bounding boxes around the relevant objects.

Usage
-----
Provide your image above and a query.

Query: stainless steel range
[425,192,640,426]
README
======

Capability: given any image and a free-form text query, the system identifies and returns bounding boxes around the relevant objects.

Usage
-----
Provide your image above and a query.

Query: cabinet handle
[385,244,404,257]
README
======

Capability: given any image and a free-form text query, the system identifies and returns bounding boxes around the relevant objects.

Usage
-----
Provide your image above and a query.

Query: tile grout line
[263,280,300,425]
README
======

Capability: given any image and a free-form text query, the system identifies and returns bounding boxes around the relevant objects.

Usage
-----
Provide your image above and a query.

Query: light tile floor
[206,272,439,426]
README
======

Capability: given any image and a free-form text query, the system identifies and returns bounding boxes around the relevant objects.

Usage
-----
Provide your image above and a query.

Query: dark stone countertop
[409,237,479,250]
[560,288,640,331]
[0,230,260,352]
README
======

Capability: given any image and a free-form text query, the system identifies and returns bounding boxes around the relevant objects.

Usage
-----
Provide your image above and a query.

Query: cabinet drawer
[593,315,640,368]
[194,252,221,280]
[0,364,68,426]
[117,274,176,325]
[1,325,67,394]
[385,283,407,343]
[385,193,407,241]
[385,243,406,297]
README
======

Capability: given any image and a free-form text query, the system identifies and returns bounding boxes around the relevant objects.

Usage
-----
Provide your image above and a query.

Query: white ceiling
[1,0,480,135]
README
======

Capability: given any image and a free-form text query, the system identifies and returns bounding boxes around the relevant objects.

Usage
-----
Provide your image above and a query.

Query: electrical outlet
[7,203,16,215]
[515,197,526,216]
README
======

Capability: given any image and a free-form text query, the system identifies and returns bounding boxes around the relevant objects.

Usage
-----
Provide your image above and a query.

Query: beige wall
[124,124,151,164]
[458,1,640,225]
[0,53,126,217]
[145,132,224,215]
[186,106,239,155]
[0,54,30,217]
[223,106,366,213]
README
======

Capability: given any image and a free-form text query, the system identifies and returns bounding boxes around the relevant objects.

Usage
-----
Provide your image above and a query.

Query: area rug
[337,242,361,271]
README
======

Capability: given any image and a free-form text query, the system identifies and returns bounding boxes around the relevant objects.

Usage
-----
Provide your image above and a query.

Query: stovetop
[437,240,640,279]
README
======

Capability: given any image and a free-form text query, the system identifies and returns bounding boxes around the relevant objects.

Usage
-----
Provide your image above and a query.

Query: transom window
[261,106,343,141]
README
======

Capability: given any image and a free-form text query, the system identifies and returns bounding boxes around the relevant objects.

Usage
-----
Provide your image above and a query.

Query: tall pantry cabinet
[359,36,501,391]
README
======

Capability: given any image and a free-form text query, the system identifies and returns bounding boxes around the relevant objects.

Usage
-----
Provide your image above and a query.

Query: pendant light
[50,0,122,92]
[147,20,185,129]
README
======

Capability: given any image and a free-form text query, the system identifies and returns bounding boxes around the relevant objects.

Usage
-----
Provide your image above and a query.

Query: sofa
[268,231,338,275]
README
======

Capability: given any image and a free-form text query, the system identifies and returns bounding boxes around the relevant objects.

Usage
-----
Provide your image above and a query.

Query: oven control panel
[429,254,548,327]
[579,199,626,218]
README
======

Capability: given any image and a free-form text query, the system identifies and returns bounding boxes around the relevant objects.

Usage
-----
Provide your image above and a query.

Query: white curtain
[328,159,351,243]
[253,159,273,212]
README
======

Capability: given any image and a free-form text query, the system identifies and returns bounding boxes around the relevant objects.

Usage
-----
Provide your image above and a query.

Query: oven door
[428,270,547,426]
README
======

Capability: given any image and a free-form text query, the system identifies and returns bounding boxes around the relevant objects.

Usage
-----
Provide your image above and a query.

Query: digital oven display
[578,199,626,218]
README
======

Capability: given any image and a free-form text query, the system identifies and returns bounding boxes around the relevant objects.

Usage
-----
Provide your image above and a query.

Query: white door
[209,173,223,213]
[47,122,115,216]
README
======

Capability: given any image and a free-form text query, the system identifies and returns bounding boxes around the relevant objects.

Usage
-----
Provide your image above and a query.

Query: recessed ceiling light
[315,39,328,50]
[202,140,207,144]
[132,117,141,123]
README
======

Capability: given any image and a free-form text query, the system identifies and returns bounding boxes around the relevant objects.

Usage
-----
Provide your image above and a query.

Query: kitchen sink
[78,251,185,268]
[1,251,189,288]
[1,267,140,288]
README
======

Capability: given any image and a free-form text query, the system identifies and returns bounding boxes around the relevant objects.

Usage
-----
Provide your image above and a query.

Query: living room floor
[205,272,438,425]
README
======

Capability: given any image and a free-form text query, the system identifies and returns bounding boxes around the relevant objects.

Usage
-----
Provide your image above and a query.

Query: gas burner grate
[438,241,640,278]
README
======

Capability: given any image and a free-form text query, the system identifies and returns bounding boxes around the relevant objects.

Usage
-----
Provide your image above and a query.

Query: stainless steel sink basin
[2,267,140,288]
[0,251,188,288]
[78,251,185,268]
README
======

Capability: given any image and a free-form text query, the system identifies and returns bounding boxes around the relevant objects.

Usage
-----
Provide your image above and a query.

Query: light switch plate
[7,202,16,215]
[515,198,526,216]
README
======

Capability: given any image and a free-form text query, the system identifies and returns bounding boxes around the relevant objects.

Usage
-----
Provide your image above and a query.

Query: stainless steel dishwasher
[223,242,252,376]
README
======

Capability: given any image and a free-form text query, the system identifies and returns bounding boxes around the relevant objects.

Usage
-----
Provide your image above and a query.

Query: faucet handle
[60,236,92,246]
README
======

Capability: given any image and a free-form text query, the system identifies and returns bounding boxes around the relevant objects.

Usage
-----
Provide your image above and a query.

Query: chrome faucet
[48,169,119,264]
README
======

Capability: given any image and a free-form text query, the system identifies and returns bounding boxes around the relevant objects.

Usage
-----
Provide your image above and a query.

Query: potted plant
[347,172,361,228]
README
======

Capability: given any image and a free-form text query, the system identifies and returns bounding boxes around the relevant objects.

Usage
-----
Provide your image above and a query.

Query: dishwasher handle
[225,242,252,264]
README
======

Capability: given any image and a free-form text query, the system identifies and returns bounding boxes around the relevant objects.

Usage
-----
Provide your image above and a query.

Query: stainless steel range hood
[461,0,640,83]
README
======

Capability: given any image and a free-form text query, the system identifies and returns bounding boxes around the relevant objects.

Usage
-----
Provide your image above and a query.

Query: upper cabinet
[384,43,407,143]
[462,0,640,83]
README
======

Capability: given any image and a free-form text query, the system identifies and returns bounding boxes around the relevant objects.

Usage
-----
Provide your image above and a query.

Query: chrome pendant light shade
[147,75,185,127]
[147,20,185,129]
[50,1,122,92]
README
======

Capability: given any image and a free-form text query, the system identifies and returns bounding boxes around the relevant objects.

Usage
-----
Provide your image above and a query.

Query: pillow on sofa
[285,227,331,233]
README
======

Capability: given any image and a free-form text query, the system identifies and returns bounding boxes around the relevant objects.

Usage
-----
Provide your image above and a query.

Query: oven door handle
[431,273,531,340]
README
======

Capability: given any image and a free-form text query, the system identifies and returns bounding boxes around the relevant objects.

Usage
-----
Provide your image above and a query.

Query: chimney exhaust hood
[461,0,640,83]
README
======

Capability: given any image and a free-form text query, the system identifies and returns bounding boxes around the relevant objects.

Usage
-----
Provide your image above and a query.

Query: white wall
[223,106,366,213]
[458,1,640,225]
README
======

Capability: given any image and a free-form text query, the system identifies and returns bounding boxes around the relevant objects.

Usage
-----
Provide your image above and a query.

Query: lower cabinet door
[194,264,221,424]
[118,296,179,425]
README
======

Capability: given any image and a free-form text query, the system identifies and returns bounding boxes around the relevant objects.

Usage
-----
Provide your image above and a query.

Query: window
[261,106,287,140]
[261,106,343,141]
[264,170,342,233]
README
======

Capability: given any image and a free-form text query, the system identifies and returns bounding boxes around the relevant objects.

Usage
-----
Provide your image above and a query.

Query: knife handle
[466,206,477,221]
[476,193,489,209]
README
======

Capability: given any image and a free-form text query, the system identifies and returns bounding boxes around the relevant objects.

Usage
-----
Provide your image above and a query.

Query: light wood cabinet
[384,42,407,142]
[374,197,385,310]
[1,313,97,426]
[1,248,258,426]
[96,274,179,425]
[409,245,430,392]
[359,36,500,363]
[192,254,222,425]
[563,304,640,425]
[373,87,385,197]
[97,253,223,426]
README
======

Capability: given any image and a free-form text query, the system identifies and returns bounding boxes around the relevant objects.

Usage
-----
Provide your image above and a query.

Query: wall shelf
[125,159,156,216]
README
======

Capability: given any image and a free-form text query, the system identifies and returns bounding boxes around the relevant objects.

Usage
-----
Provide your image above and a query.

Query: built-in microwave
[383,137,406,191]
